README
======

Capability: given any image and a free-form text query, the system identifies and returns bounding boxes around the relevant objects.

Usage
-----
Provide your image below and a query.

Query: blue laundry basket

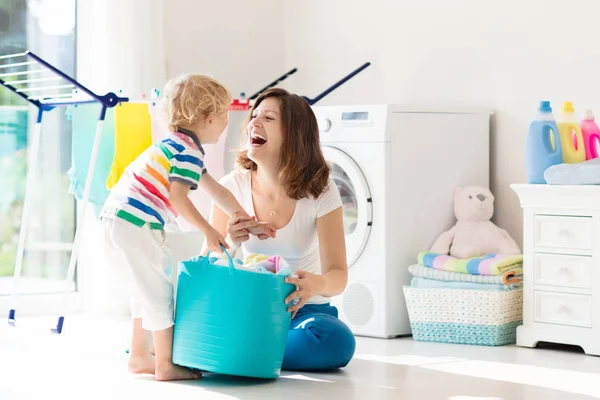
[172,248,295,379]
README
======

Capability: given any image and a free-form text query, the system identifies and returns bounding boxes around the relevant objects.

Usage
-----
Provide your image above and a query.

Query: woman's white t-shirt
[219,169,343,304]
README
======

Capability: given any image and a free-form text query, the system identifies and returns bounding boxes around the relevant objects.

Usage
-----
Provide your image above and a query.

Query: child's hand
[247,222,276,240]
[205,228,229,253]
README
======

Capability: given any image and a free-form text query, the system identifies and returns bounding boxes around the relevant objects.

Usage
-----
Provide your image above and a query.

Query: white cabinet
[511,184,600,356]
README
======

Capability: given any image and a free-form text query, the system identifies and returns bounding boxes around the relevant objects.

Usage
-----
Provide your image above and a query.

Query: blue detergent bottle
[526,101,563,184]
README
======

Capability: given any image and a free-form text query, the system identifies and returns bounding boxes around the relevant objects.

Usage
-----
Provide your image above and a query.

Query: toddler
[101,74,275,381]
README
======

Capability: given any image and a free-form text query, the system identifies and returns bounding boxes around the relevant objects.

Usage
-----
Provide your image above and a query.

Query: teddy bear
[429,186,521,258]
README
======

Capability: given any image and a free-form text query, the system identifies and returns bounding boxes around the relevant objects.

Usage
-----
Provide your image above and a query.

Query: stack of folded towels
[408,251,523,291]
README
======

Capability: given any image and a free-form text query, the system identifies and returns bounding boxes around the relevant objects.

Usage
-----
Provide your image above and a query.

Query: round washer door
[322,146,372,268]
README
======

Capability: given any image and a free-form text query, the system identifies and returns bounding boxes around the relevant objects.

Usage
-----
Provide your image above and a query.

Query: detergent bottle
[526,101,563,184]
[580,110,600,160]
[557,101,586,163]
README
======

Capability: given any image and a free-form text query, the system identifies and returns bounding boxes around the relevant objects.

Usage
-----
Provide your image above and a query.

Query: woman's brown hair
[236,88,330,200]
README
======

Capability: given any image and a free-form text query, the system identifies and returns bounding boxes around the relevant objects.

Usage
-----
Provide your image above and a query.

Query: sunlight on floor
[281,375,334,383]
[355,352,600,398]
[355,352,464,366]
[424,360,600,398]
[448,397,503,400]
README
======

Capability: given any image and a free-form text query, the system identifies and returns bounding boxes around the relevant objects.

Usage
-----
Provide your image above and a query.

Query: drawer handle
[558,228,572,238]
[558,266,571,275]
[557,304,570,314]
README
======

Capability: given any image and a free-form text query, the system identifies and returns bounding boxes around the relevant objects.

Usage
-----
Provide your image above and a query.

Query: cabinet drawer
[534,215,592,250]
[534,253,593,289]
[534,291,592,328]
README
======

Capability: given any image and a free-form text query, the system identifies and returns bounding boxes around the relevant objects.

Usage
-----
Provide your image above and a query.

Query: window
[0,0,77,298]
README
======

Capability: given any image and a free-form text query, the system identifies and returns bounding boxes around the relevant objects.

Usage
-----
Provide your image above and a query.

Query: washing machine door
[322,146,372,268]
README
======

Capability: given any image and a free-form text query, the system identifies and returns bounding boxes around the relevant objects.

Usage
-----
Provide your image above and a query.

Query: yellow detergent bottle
[558,101,586,163]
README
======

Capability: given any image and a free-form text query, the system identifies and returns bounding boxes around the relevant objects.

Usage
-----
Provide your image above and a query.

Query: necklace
[252,172,280,217]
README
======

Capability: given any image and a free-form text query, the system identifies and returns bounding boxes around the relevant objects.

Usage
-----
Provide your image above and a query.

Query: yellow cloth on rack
[106,103,153,189]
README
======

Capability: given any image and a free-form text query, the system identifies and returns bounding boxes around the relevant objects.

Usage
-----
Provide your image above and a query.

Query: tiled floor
[1,314,599,400]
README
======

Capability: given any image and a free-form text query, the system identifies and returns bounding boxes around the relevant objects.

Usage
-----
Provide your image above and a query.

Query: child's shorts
[102,217,174,331]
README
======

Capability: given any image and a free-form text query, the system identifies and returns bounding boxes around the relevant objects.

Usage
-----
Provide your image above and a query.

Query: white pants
[103,217,174,331]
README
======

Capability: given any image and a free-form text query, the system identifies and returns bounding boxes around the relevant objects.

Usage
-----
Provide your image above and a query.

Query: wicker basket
[403,286,523,346]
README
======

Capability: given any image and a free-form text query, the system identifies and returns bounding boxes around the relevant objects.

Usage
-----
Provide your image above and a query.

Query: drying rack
[302,62,371,105]
[248,68,298,100]
[0,51,128,334]
[247,62,371,105]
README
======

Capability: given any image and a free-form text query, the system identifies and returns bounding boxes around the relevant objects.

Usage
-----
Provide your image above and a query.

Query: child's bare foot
[128,354,156,375]
[155,363,201,381]
[148,331,155,356]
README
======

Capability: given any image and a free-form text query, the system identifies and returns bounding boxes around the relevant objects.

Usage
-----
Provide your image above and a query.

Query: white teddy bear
[429,186,521,258]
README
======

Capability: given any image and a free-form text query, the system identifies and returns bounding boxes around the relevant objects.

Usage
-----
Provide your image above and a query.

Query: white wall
[77,0,166,95]
[163,0,285,98]
[78,0,286,100]
[283,0,600,247]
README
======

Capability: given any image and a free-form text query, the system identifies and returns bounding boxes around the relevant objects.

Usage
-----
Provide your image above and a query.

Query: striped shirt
[101,131,207,229]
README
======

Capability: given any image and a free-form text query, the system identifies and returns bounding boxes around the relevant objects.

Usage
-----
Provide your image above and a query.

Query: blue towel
[68,104,116,210]
[544,157,600,185]
[410,277,522,291]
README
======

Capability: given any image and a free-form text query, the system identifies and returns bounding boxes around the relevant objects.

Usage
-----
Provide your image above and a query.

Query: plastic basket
[403,286,523,346]
[172,248,295,379]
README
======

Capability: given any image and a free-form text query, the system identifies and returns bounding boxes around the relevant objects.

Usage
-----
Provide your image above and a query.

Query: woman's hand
[226,212,260,246]
[284,271,327,318]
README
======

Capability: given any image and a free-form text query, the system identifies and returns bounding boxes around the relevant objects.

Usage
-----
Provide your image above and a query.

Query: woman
[207,88,356,371]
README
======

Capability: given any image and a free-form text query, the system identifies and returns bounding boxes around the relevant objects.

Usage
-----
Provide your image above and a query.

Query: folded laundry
[417,251,523,276]
[410,277,522,291]
[544,157,600,185]
[408,264,522,285]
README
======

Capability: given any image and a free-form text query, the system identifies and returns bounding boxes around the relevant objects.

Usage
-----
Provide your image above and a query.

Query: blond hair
[162,73,231,131]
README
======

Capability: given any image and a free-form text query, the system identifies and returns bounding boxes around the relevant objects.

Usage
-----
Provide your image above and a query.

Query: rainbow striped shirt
[101,131,206,229]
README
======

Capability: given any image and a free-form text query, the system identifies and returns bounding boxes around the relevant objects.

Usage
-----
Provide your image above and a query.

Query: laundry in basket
[208,252,292,276]
[172,248,296,379]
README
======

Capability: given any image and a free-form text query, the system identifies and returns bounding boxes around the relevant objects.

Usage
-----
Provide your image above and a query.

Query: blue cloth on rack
[544,157,600,185]
[0,134,17,211]
[68,104,115,213]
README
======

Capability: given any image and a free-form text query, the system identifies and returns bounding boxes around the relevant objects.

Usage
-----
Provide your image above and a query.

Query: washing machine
[312,104,490,338]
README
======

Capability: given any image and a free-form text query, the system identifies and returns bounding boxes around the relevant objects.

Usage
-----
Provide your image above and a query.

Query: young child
[101,73,275,381]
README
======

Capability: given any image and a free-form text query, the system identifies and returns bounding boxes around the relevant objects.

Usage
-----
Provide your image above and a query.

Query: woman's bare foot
[128,354,156,375]
[155,363,201,381]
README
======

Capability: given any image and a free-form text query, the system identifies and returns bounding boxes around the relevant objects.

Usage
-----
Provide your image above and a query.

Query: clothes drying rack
[301,62,371,105]
[0,51,128,334]
[247,62,371,105]
[248,68,298,100]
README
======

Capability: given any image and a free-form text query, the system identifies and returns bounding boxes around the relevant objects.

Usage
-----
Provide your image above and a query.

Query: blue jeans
[282,304,356,371]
